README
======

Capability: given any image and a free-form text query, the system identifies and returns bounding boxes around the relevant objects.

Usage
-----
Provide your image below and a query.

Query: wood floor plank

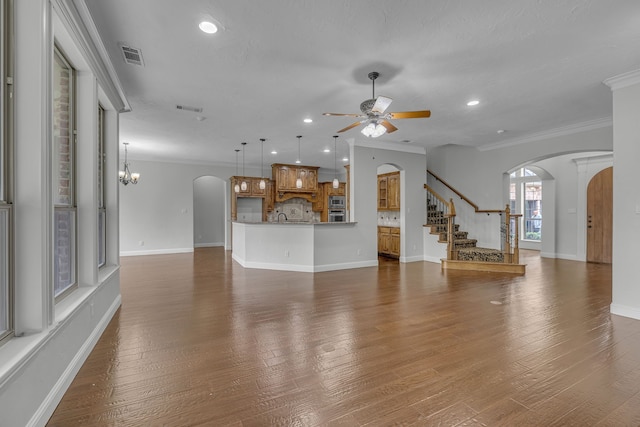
[46,249,640,426]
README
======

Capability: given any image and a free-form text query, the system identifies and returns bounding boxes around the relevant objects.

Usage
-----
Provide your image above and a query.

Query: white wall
[119,160,251,255]
[193,176,225,247]
[532,152,612,260]
[350,140,427,263]
[427,126,613,251]
[608,74,640,320]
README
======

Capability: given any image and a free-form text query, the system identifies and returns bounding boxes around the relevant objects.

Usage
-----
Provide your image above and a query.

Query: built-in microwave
[328,196,345,208]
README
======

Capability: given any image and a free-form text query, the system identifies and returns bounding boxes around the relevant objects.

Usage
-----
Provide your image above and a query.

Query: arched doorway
[586,167,612,263]
[377,164,401,261]
[193,176,226,248]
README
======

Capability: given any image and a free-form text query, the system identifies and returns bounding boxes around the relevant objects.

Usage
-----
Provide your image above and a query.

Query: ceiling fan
[323,71,431,138]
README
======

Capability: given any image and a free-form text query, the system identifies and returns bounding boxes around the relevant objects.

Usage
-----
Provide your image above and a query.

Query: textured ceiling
[83,0,640,171]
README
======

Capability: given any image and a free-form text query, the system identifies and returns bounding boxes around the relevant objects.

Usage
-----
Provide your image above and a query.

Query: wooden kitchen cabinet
[326,182,346,196]
[387,173,400,210]
[378,226,400,258]
[230,176,274,221]
[272,164,319,192]
[265,180,274,212]
[377,171,400,211]
[251,178,267,196]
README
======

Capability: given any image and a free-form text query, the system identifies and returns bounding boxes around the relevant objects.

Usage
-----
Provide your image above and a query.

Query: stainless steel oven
[328,209,346,223]
[328,196,345,209]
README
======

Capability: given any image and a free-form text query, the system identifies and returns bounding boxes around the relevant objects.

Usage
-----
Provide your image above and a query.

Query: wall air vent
[120,44,144,67]
[176,105,203,113]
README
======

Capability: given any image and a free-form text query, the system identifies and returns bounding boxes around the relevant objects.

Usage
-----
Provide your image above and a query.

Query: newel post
[504,204,512,263]
[447,198,457,260]
[511,204,520,264]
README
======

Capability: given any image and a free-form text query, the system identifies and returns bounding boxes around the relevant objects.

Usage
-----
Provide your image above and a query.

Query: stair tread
[458,247,502,253]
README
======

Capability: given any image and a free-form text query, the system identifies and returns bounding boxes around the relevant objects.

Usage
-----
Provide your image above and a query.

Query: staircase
[427,203,504,263]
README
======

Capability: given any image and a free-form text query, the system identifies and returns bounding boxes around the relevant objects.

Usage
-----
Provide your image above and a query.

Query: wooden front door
[586,167,612,263]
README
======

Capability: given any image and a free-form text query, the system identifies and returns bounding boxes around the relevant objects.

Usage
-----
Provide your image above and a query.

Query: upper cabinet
[230,176,273,221]
[272,164,319,193]
[326,182,346,196]
[387,173,400,210]
[377,171,400,211]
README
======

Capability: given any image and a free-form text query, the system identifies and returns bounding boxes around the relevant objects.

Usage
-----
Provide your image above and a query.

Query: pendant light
[234,149,240,193]
[295,135,302,165]
[259,138,266,190]
[295,135,303,189]
[233,149,240,193]
[241,142,247,191]
[332,135,339,189]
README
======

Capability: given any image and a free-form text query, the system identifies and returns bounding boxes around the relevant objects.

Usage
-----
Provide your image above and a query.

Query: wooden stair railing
[424,184,457,260]
[426,171,521,265]
[427,169,503,214]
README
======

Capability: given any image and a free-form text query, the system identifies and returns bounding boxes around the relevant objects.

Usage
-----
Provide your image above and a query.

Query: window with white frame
[510,168,542,241]
[98,104,106,267]
[0,0,12,343]
[53,46,77,300]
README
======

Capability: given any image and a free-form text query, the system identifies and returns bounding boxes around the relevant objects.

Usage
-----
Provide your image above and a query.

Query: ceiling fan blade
[323,112,363,117]
[371,96,393,114]
[389,110,431,119]
[337,121,363,133]
[380,120,398,133]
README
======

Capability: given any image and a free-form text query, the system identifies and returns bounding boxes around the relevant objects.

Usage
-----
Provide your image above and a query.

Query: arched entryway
[193,176,226,249]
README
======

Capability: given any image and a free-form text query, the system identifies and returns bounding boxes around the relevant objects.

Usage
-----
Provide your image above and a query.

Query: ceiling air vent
[120,44,144,67]
[176,105,203,113]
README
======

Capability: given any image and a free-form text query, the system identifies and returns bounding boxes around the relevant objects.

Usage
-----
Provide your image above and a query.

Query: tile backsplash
[378,210,400,227]
[269,198,320,223]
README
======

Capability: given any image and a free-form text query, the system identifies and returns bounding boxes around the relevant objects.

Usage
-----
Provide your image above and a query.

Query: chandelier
[119,142,140,185]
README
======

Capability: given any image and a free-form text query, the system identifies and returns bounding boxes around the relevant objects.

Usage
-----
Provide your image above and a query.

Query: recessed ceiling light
[303,118,313,123]
[467,100,480,106]
[271,150,277,155]
[199,21,218,34]
[323,149,330,153]
[497,129,505,134]
[342,157,349,162]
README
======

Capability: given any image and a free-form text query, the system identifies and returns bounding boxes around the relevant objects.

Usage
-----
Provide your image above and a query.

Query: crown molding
[603,69,640,91]
[52,0,130,112]
[478,117,612,152]
[351,138,426,155]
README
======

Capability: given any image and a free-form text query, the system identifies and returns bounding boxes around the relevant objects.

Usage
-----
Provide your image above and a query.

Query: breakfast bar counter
[232,221,377,272]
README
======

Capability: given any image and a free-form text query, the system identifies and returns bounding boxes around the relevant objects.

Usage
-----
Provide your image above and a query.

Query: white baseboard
[423,255,442,264]
[232,253,378,273]
[541,252,581,261]
[610,303,640,321]
[400,255,426,263]
[313,260,379,272]
[29,295,122,427]
[194,242,224,248]
[120,248,194,257]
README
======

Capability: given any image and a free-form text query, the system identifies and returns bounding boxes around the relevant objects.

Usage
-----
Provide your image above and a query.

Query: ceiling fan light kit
[323,71,431,138]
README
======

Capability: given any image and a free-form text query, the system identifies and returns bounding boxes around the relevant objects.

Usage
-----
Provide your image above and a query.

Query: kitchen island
[232,221,377,272]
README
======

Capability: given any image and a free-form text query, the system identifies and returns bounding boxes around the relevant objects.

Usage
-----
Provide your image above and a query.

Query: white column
[605,70,640,320]
[14,0,53,332]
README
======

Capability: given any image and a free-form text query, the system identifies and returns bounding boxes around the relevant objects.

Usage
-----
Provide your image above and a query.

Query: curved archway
[377,163,403,261]
[193,175,226,249]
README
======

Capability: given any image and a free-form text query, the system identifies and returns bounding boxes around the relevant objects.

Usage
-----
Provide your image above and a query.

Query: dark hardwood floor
[47,248,640,426]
